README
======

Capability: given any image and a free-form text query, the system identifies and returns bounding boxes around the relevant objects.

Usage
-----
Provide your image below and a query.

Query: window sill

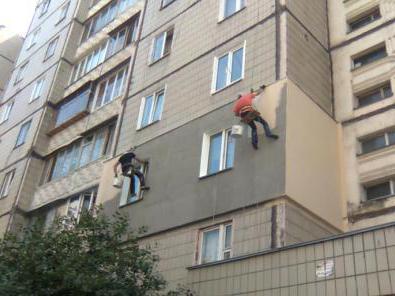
[347,19,381,35]
[43,54,55,63]
[137,119,160,131]
[363,194,395,204]
[211,78,243,95]
[14,142,26,150]
[148,53,170,67]
[351,56,388,73]
[353,95,393,110]
[199,167,233,180]
[160,0,176,10]
[217,6,246,24]
[357,142,395,158]
[119,197,143,208]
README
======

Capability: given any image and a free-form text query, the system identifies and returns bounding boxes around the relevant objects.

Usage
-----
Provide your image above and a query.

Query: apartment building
[329,0,395,230]
[0,26,23,99]
[0,0,143,235]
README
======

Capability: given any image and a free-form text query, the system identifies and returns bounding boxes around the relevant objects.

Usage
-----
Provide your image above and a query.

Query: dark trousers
[247,115,275,146]
[123,167,145,195]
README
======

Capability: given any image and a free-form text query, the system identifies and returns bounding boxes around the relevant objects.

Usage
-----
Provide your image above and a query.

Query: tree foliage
[0,210,194,296]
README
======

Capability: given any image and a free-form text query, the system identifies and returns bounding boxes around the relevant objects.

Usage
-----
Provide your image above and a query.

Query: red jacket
[233,93,256,116]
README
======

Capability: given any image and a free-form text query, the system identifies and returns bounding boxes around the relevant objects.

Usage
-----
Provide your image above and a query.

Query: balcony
[76,0,144,60]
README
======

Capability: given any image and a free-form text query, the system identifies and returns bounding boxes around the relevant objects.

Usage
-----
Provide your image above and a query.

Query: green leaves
[0,209,193,296]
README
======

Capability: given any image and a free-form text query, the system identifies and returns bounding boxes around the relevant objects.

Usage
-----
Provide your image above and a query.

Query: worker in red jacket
[233,85,278,149]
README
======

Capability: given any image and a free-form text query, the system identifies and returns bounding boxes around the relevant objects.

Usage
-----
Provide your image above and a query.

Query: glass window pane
[224,0,237,17]
[67,196,80,219]
[95,82,106,108]
[358,89,383,107]
[152,33,165,61]
[106,36,117,58]
[388,131,395,146]
[56,89,90,126]
[153,92,165,122]
[62,147,74,177]
[52,152,65,180]
[81,193,92,211]
[91,131,105,161]
[231,48,243,82]
[103,76,115,105]
[366,182,391,200]
[224,225,232,249]
[113,69,126,99]
[361,135,386,153]
[225,130,235,169]
[79,136,93,167]
[216,55,229,91]
[201,229,220,263]
[383,85,393,98]
[208,133,222,175]
[114,29,126,53]
[141,95,153,127]
[69,143,81,171]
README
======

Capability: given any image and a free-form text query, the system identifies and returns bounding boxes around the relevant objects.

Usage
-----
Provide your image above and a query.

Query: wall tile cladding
[187,225,395,296]
[118,21,277,153]
[132,0,275,96]
[286,14,332,114]
[0,158,29,216]
[284,0,329,48]
[139,201,275,289]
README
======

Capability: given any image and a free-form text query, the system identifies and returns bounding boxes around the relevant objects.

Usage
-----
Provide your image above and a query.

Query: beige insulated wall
[285,80,344,231]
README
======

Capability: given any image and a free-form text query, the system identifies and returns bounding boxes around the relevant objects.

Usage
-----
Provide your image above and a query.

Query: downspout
[112,0,148,156]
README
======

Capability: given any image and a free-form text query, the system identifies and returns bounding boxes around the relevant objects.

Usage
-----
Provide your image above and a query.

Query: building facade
[0,26,23,100]
[329,0,395,230]
[1,0,395,293]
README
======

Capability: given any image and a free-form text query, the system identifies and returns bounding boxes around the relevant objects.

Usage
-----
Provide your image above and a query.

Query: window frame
[119,163,147,206]
[0,101,14,124]
[30,78,45,102]
[137,87,166,129]
[355,82,393,109]
[199,128,236,177]
[57,2,70,24]
[161,0,176,9]
[198,222,233,264]
[15,120,32,148]
[39,0,51,16]
[0,170,15,198]
[65,189,97,223]
[352,44,387,69]
[150,28,174,63]
[26,28,40,49]
[219,0,245,21]
[15,62,28,84]
[359,129,395,155]
[44,37,59,61]
[347,7,381,33]
[363,179,394,202]
[92,67,127,110]
[212,41,246,93]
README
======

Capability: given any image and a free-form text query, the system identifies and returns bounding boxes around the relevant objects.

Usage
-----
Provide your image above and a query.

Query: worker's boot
[268,134,279,140]
[140,185,150,191]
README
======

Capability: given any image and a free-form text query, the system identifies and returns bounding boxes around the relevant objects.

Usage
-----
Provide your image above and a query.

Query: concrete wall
[187,223,395,295]
[285,80,344,231]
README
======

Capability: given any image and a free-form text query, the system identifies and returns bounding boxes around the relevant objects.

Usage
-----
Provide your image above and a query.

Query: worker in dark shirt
[113,148,149,193]
[233,85,278,149]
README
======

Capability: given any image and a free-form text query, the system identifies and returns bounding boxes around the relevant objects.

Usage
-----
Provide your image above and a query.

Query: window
[364,180,393,201]
[55,88,91,127]
[15,121,31,147]
[200,129,235,177]
[151,28,173,63]
[48,124,115,181]
[26,28,40,49]
[44,37,58,60]
[199,223,232,264]
[94,67,127,109]
[39,0,51,16]
[81,0,136,43]
[30,78,45,102]
[15,62,28,83]
[219,0,245,20]
[70,18,138,84]
[161,0,176,8]
[212,43,245,92]
[66,189,97,222]
[352,45,387,69]
[0,170,15,198]
[0,101,13,124]
[119,164,147,206]
[137,89,165,129]
[360,130,395,154]
[356,83,392,108]
[348,7,381,32]
[58,2,70,23]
